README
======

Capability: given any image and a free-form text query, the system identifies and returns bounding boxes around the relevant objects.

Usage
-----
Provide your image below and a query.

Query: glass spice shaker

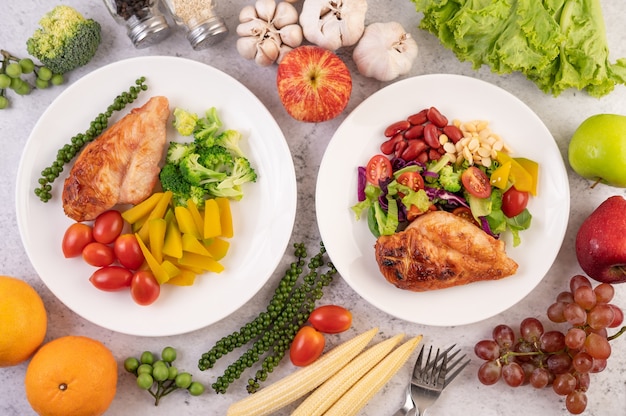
[103,0,172,48]
[161,0,228,50]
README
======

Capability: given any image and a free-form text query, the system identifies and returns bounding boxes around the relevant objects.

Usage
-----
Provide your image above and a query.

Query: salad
[352,107,538,247]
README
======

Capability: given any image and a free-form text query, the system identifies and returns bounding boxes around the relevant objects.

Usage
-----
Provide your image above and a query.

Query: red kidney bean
[429,149,442,161]
[400,139,427,161]
[380,133,404,155]
[384,120,411,137]
[416,151,429,164]
[403,124,424,140]
[394,140,408,159]
[426,107,448,128]
[443,125,463,143]
[407,109,428,126]
[423,123,441,149]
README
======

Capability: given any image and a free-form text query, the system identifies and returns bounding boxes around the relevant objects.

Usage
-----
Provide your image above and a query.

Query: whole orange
[25,335,118,416]
[0,275,47,367]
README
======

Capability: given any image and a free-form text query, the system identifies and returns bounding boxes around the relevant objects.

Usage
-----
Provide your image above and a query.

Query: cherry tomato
[89,266,133,291]
[289,326,325,367]
[452,207,479,226]
[130,270,160,306]
[92,210,125,244]
[461,166,492,198]
[502,186,529,218]
[82,242,116,267]
[365,155,392,185]
[308,305,352,334]
[114,234,145,270]
[62,222,94,258]
[397,171,424,192]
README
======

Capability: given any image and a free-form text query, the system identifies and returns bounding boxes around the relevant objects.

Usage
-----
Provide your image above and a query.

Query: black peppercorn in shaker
[103,0,172,48]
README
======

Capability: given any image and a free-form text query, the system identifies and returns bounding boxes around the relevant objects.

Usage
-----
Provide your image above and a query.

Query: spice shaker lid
[187,15,228,50]
[129,15,172,48]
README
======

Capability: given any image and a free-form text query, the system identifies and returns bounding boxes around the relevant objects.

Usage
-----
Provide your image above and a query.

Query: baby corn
[292,333,406,416]
[324,334,423,416]
[226,327,378,416]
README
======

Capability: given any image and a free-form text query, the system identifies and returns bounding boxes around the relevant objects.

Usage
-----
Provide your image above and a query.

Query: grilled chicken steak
[63,96,170,222]
[374,210,518,291]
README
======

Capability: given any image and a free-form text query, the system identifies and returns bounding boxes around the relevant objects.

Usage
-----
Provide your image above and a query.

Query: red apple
[276,45,352,123]
[575,195,626,283]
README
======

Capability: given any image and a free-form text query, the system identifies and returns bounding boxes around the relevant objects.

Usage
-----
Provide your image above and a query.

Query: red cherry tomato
[62,222,94,258]
[89,266,133,291]
[501,186,529,218]
[92,210,125,244]
[114,234,145,270]
[308,305,352,334]
[461,166,492,198]
[397,171,424,192]
[82,242,116,267]
[130,270,160,306]
[365,155,392,185]
[290,326,325,367]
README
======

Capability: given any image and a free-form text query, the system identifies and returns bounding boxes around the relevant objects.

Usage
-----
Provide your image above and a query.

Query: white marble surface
[2,1,626,415]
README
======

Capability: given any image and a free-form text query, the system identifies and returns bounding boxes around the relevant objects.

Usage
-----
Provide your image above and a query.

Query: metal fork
[392,344,470,416]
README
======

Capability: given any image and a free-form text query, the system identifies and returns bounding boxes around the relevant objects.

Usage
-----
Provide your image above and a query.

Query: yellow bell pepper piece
[178,252,224,273]
[137,191,173,242]
[135,233,171,285]
[175,206,201,240]
[514,157,539,196]
[216,197,233,238]
[148,218,167,264]
[205,237,230,260]
[182,233,211,256]
[161,259,181,280]
[162,219,183,259]
[490,161,511,190]
[122,192,163,225]
[187,199,205,236]
[204,198,222,239]
[166,269,197,286]
[495,152,534,194]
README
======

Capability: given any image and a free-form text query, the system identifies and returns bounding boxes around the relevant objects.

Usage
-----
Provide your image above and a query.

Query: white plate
[16,56,297,336]
[316,74,570,326]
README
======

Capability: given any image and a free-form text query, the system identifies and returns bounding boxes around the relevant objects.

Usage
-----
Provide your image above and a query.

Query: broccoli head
[166,141,196,165]
[210,157,257,196]
[215,129,245,157]
[172,108,198,136]
[159,163,206,208]
[197,145,234,172]
[205,183,244,201]
[179,153,227,187]
[26,6,101,74]
[193,107,222,147]
[439,164,462,193]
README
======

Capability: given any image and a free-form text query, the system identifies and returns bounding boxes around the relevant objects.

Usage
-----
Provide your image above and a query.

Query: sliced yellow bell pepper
[135,233,172,285]
[204,198,222,239]
[175,206,201,240]
[182,233,211,256]
[148,218,167,264]
[205,237,230,260]
[122,192,163,225]
[161,259,181,280]
[166,269,197,286]
[137,191,172,242]
[495,152,534,194]
[215,197,233,238]
[514,157,539,196]
[490,161,511,190]
[178,252,224,273]
[187,199,205,236]
[162,219,183,259]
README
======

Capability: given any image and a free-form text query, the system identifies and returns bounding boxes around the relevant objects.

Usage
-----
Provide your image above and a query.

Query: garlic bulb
[353,22,418,82]
[236,0,303,66]
[299,0,368,51]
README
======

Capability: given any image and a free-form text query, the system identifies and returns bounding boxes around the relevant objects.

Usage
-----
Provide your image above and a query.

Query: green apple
[568,114,626,187]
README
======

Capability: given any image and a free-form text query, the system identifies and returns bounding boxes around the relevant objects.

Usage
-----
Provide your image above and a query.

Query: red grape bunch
[474,274,625,414]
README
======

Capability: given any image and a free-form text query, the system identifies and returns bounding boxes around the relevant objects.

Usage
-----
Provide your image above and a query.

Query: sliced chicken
[62,96,170,222]
[374,210,518,291]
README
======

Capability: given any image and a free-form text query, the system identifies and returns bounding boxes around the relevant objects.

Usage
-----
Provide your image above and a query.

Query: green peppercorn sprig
[124,346,205,406]
[34,76,148,202]
[198,242,336,394]
[0,49,64,110]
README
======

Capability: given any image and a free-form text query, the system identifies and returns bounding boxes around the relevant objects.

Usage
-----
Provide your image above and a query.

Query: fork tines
[412,344,470,388]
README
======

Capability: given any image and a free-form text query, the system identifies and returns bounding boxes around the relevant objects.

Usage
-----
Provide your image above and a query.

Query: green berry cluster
[0,49,63,109]
[124,346,205,406]
[198,242,336,394]
[34,76,148,202]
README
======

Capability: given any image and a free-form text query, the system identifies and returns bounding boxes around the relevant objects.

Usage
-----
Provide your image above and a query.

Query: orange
[24,335,118,416]
[0,275,47,367]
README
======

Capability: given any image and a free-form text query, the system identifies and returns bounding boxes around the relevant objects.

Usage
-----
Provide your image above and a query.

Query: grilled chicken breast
[62,96,170,222]
[374,210,518,291]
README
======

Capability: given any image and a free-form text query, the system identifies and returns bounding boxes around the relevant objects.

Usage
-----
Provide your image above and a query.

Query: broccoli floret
[179,153,227,187]
[172,108,199,136]
[197,145,234,172]
[159,163,206,208]
[205,183,244,200]
[166,141,196,165]
[193,107,222,147]
[439,164,462,193]
[212,157,257,191]
[215,129,245,157]
[26,6,101,74]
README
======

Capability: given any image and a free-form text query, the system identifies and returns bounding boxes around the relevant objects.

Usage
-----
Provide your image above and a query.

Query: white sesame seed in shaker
[162,0,229,50]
